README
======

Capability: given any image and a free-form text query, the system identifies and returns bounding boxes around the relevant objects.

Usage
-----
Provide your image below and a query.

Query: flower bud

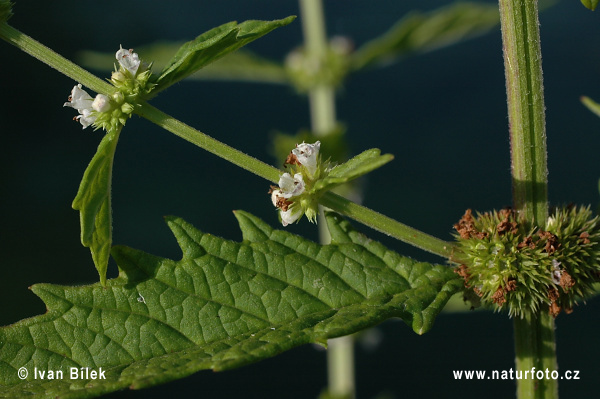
[92,94,111,113]
[121,102,135,114]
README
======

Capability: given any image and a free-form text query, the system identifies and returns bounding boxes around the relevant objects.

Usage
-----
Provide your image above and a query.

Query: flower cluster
[453,206,600,317]
[270,141,322,226]
[285,36,352,93]
[64,46,154,131]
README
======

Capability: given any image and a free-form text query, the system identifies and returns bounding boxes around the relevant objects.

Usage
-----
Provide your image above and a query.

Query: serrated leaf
[0,212,460,398]
[581,0,599,11]
[155,16,295,92]
[72,128,121,286]
[314,148,393,193]
[351,2,499,71]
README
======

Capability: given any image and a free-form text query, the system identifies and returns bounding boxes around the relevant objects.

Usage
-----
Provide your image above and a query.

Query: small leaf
[155,16,295,92]
[351,2,499,71]
[581,96,600,117]
[72,128,121,286]
[581,0,599,11]
[0,212,460,398]
[314,148,393,193]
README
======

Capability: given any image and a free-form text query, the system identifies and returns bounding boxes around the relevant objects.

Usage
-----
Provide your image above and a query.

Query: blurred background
[1,0,599,397]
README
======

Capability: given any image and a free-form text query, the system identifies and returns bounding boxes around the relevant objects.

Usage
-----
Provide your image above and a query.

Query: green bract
[0,1,12,24]
[453,206,600,317]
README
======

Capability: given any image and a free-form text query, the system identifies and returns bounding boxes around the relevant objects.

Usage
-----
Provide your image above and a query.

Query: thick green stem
[0,23,113,95]
[499,0,548,227]
[499,1,557,398]
[514,312,558,399]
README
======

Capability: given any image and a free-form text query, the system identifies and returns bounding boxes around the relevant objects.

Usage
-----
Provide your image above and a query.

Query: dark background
[1,0,599,397]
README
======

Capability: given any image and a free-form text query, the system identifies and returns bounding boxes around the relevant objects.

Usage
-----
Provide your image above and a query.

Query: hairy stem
[320,192,458,260]
[0,23,114,95]
[500,0,548,227]
[514,311,558,399]
[499,0,557,398]
[136,102,281,183]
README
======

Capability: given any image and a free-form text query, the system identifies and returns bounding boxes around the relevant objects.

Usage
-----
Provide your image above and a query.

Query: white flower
[278,173,305,198]
[280,206,304,226]
[64,85,113,129]
[116,45,141,76]
[292,141,320,178]
[64,84,93,112]
[270,173,306,226]
[64,84,96,128]
[551,259,562,285]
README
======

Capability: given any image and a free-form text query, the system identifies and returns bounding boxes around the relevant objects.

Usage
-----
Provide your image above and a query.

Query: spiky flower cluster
[64,46,154,131]
[269,141,327,226]
[285,36,352,93]
[453,206,600,317]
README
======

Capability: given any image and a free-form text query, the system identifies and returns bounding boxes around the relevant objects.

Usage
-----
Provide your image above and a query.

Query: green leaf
[72,128,121,286]
[155,16,295,92]
[581,96,600,117]
[581,0,599,11]
[351,2,499,71]
[0,212,460,398]
[314,148,394,193]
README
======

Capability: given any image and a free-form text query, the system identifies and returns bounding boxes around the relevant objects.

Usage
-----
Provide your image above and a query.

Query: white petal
[77,108,97,129]
[292,141,320,178]
[271,189,281,207]
[64,84,93,112]
[116,45,141,75]
[278,173,305,198]
[281,206,303,226]
[551,259,562,285]
[92,94,111,113]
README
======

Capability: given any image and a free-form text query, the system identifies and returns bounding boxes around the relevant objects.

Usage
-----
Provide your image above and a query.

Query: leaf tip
[233,210,272,242]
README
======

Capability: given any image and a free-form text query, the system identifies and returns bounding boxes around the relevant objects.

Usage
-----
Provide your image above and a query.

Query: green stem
[514,312,558,399]
[136,102,281,183]
[0,23,114,95]
[299,0,336,135]
[499,0,548,227]
[499,1,556,398]
[320,192,458,261]
[326,336,355,399]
